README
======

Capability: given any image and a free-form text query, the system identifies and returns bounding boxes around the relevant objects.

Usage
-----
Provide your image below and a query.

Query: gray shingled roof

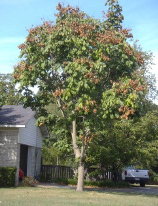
[0,105,35,126]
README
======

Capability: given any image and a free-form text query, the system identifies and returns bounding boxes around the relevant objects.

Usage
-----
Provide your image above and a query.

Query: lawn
[0,187,158,206]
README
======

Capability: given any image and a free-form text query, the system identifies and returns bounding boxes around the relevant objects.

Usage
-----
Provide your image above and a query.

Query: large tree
[0,73,21,106]
[14,0,148,191]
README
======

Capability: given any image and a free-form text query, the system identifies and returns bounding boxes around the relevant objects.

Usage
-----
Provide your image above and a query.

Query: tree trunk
[76,161,84,192]
[71,119,85,192]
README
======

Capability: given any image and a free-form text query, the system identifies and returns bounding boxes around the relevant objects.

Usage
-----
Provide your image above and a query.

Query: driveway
[96,185,158,195]
[36,183,158,195]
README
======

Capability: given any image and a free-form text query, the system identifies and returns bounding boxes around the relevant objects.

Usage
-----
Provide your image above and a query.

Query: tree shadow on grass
[82,185,158,197]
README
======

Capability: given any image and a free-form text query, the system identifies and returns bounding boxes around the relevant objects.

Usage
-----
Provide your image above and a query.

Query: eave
[0,125,26,128]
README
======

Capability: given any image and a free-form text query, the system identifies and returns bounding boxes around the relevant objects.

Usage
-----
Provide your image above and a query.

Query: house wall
[0,129,20,186]
[19,117,43,178]
[0,119,43,185]
[36,147,42,177]
[19,117,43,148]
[27,146,42,178]
[37,127,43,148]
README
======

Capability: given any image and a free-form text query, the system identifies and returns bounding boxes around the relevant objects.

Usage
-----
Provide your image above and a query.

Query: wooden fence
[41,165,121,181]
[41,165,74,180]
[86,168,121,181]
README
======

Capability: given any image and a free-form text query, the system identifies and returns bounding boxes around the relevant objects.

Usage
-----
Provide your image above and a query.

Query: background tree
[0,73,21,105]
[133,108,158,182]
[14,0,148,191]
[86,120,139,181]
[86,106,158,181]
[41,102,75,166]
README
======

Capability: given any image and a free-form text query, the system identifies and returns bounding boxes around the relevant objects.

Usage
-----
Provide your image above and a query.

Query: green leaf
[110,114,114,119]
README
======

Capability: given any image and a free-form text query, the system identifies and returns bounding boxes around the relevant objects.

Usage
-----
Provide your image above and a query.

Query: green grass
[0,187,158,206]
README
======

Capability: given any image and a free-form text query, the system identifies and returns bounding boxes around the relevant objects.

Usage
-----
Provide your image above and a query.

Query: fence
[41,165,74,180]
[41,165,121,181]
[100,171,122,181]
[86,168,122,182]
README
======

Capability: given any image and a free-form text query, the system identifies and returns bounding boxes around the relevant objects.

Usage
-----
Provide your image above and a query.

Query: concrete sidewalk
[35,182,76,189]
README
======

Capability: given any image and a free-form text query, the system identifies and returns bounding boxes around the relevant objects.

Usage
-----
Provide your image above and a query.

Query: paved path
[99,186,158,195]
[36,183,158,195]
[35,182,75,189]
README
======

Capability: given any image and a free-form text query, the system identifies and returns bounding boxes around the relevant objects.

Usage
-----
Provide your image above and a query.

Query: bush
[84,179,130,188]
[52,178,69,185]
[147,171,158,185]
[20,176,38,187]
[0,167,17,187]
[39,173,52,182]
[51,178,130,188]
[68,178,77,185]
[88,169,103,180]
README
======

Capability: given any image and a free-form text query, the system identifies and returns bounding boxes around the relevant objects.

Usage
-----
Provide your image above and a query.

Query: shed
[0,105,49,185]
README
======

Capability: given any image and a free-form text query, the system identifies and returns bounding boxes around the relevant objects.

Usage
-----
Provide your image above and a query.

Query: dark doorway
[20,144,28,176]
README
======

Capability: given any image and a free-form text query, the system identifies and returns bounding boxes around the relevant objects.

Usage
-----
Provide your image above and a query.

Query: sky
[0,0,158,100]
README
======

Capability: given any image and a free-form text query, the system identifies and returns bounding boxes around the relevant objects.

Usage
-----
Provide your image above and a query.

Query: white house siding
[19,117,36,146]
[35,147,42,177]
[19,117,42,148]
[27,146,36,176]
[27,146,42,178]
[19,117,42,178]
[0,117,43,184]
[37,127,43,148]
[0,130,20,186]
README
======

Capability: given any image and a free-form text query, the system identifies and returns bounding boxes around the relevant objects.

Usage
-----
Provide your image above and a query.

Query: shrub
[84,179,130,188]
[51,177,130,188]
[52,178,69,185]
[88,169,103,180]
[147,171,158,185]
[20,176,38,187]
[0,167,17,187]
[68,178,77,185]
[39,173,52,182]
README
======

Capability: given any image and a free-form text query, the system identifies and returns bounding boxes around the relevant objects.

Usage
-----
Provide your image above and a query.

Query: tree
[14,0,148,191]
[132,108,158,181]
[0,73,21,106]
[85,47,158,180]
[41,102,74,166]
[86,105,158,182]
[86,120,139,180]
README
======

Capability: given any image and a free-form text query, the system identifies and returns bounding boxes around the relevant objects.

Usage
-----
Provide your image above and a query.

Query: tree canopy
[0,73,21,106]
[14,0,150,191]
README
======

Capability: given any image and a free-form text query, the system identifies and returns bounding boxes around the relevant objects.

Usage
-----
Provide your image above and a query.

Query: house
[0,105,49,185]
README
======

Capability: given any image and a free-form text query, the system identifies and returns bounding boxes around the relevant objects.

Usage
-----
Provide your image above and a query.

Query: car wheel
[140,182,145,187]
